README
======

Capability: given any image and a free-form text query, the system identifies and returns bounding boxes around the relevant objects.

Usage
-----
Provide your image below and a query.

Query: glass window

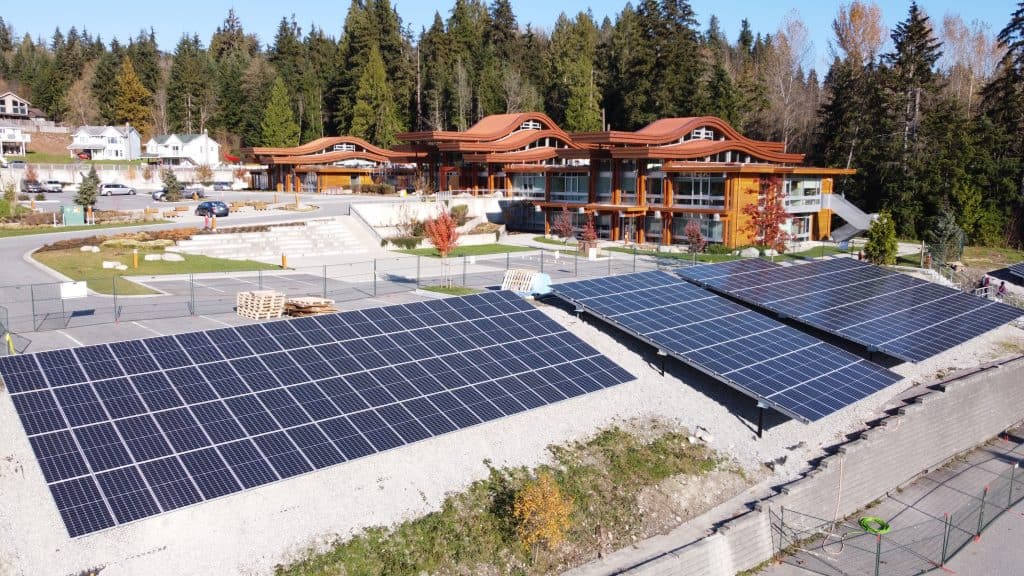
[671,213,724,243]
[672,173,727,208]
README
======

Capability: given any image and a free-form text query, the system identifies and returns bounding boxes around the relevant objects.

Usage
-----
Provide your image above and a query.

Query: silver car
[43,180,63,192]
[99,183,136,196]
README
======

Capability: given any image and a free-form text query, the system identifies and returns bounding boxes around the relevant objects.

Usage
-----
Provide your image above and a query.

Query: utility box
[62,205,85,226]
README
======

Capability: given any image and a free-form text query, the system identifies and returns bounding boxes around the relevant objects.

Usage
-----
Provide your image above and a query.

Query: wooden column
[611,159,621,205]
[664,175,674,207]
[544,171,552,203]
[504,173,512,198]
[637,162,647,207]
[487,166,495,194]
[662,213,672,245]
[637,216,645,244]
[612,212,620,241]
[543,209,550,236]
[589,160,598,204]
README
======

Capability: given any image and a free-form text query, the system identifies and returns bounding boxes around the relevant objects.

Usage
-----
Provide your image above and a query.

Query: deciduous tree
[742,176,792,254]
[553,207,574,242]
[425,210,460,287]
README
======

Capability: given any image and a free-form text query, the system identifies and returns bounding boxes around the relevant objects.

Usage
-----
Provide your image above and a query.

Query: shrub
[411,220,426,237]
[17,193,29,201]
[361,183,397,195]
[195,164,214,185]
[389,236,422,249]
[162,169,183,202]
[34,192,45,201]
[76,165,100,207]
[450,204,469,226]
[513,471,573,551]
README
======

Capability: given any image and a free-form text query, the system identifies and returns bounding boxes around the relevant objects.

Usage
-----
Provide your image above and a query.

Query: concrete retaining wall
[622,356,1024,575]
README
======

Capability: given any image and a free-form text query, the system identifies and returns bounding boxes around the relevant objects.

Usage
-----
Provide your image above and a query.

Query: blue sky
[5,1,1019,70]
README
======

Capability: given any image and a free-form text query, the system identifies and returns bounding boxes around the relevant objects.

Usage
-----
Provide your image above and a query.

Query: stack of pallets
[236,290,285,320]
[284,296,338,317]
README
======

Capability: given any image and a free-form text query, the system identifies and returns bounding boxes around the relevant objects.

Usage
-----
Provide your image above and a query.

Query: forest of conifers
[1,1,1023,246]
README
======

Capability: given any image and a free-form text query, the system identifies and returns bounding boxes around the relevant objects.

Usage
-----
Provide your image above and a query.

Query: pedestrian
[996,281,1007,300]
[982,275,991,289]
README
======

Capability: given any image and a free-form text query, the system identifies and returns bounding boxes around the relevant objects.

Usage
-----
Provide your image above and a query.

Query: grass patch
[275,422,727,576]
[0,221,167,238]
[961,245,1024,271]
[605,245,741,264]
[533,235,577,247]
[7,153,145,165]
[33,247,278,295]
[398,244,533,258]
[420,285,482,296]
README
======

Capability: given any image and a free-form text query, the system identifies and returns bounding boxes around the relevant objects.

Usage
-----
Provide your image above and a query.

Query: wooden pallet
[501,269,539,293]
[236,290,285,319]
[284,296,338,317]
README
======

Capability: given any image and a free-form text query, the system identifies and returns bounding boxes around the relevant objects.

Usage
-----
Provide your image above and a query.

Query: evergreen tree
[167,34,216,133]
[240,57,278,147]
[161,169,183,202]
[76,166,99,207]
[864,210,897,264]
[261,77,300,147]
[548,12,601,130]
[126,30,161,94]
[92,39,124,124]
[705,62,739,125]
[350,45,401,147]
[113,57,153,138]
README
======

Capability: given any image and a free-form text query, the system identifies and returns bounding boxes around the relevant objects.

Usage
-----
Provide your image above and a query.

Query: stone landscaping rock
[114,264,128,271]
[740,247,760,258]
[163,253,185,262]
[763,248,778,257]
[101,261,119,269]
[144,254,163,261]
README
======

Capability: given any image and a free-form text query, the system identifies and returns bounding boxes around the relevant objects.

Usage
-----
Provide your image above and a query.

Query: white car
[99,183,136,196]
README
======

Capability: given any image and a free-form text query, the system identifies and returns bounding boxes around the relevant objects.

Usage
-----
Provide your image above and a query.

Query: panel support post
[657,350,667,376]
[757,404,766,438]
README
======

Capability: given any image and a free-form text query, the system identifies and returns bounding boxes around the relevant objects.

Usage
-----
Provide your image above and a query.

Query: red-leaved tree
[425,210,460,286]
[580,214,598,249]
[742,175,792,255]
[553,207,574,243]
[683,220,706,262]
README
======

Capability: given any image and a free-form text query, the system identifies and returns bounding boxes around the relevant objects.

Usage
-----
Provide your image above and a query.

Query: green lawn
[605,245,741,263]
[533,235,578,247]
[7,153,145,165]
[420,285,483,296]
[33,248,278,295]
[398,244,533,258]
[0,221,168,239]
[962,245,1024,271]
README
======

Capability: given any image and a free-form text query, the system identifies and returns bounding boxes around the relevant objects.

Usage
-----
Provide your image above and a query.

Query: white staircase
[172,218,369,260]
[822,194,877,241]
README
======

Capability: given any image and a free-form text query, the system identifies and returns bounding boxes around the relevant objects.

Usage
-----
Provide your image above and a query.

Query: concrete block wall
[625,356,1024,575]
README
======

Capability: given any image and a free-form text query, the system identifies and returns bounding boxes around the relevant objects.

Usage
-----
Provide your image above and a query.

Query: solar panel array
[675,258,779,283]
[1009,261,1024,282]
[0,291,634,537]
[677,258,1024,362]
[552,271,902,424]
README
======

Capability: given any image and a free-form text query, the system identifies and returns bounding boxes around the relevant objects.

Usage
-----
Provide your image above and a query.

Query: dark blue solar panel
[554,271,902,423]
[676,258,1023,362]
[0,291,633,537]
[1007,261,1024,281]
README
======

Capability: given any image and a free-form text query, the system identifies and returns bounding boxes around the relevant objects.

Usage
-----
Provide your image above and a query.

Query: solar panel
[1009,261,1024,282]
[677,258,1024,362]
[674,258,780,283]
[0,291,634,537]
[552,271,902,425]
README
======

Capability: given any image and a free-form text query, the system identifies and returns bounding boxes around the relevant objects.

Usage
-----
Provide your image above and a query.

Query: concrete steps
[173,219,369,260]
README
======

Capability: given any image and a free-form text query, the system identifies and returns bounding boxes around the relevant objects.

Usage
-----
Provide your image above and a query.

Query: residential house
[0,91,32,120]
[0,125,31,156]
[67,125,141,161]
[144,132,222,167]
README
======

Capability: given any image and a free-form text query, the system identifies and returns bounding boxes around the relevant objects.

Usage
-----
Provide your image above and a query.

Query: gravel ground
[0,301,1020,576]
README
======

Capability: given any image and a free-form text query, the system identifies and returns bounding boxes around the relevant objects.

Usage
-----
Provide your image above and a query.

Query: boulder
[144,254,163,261]
[80,245,98,252]
[101,261,119,269]
[162,253,185,262]
[739,247,760,258]
[114,264,128,271]
[763,248,778,257]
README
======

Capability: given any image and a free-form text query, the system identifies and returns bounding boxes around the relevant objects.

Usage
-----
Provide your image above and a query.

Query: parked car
[21,180,43,193]
[99,183,136,196]
[184,185,206,198]
[152,187,204,201]
[211,181,233,191]
[43,180,63,192]
[195,200,229,217]
[8,160,26,169]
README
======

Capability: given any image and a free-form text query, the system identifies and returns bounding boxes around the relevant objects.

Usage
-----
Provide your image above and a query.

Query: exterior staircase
[171,218,369,260]
[823,194,877,242]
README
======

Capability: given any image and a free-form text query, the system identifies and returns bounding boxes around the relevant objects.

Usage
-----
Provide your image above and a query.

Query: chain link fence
[773,458,1023,576]
[0,247,695,352]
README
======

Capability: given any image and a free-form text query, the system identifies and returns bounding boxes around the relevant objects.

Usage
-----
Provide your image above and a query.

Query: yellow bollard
[281,254,287,269]
[4,332,14,355]
[211,214,217,231]
[31,199,35,210]
[274,193,278,204]
[132,249,138,269]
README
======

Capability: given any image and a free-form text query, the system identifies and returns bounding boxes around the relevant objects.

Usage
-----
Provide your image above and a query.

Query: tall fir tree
[261,76,300,147]
[167,34,216,133]
[92,39,124,124]
[113,57,153,138]
[350,45,401,147]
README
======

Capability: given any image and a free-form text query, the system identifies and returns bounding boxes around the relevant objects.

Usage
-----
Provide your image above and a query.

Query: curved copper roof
[613,139,804,163]
[397,112,582,149]
[574,116,786,153]
[244,136,420,161]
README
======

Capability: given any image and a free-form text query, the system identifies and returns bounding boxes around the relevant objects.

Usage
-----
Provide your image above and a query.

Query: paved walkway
[764,424,1024,576]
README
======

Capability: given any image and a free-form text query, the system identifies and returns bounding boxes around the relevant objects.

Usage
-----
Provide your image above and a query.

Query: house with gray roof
[144,132,221,166]
[68,125,141,161]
